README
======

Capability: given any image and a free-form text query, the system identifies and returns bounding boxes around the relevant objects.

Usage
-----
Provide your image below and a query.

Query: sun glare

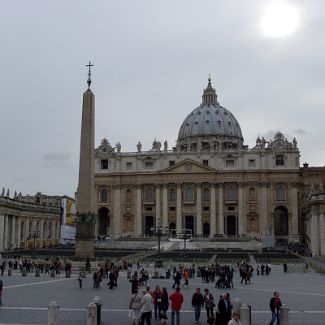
[262,2,299,38]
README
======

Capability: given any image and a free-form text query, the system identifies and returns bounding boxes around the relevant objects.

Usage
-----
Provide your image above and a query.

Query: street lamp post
[151,226,168,268]
[183,228,187,256]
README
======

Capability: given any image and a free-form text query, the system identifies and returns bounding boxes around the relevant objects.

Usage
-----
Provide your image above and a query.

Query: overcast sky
[0,0,324,197]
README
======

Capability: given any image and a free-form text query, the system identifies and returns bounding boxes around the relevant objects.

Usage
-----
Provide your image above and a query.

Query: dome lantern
[202,77,218,105]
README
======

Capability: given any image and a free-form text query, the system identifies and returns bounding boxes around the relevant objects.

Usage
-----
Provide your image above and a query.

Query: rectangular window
[126,162,132,170]
[169,161,175,167]
[183,186,194,202]
[226,187,236,201]
[225,159,235,167]
[202,160,209,166]
[276,155,284,166]
[101,159,108,170]
[203,206,209,211]
[248,159,256,167]
[169,206,176,211]
[169,189,176,202]
[276,185,286,201]
[145,188,154,202]
[144,161,154,168]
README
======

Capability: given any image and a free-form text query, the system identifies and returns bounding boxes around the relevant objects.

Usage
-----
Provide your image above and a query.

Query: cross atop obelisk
[86,61,94,89]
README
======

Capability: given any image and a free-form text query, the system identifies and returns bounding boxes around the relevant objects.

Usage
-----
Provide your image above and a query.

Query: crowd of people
[0,257,285,325]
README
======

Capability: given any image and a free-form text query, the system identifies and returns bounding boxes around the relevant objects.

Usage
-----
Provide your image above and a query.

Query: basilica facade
[91,79,303,243]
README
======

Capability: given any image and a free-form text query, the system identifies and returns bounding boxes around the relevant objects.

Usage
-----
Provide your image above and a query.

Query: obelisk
[75,62,96,258]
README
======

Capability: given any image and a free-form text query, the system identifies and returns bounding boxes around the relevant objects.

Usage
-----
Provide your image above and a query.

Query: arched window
[126,189,132,202]
[275,184,286,201]
[169,188,176,202]
[202,188,210,202]
[100,187,108,203]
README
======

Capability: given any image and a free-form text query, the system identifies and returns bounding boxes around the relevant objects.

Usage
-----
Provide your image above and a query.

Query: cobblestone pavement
[0,264,324,324]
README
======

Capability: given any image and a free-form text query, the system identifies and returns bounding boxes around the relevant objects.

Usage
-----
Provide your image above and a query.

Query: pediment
[161,159,216,173]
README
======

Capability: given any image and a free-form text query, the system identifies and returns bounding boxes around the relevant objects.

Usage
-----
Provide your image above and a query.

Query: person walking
[160,287,169,323]
[140,289,153,325]
[0,279,3,306]
[192,287,204,324]
[269,291,282,325]
[169,287,184,325]
[129,289,142,325]
[152,285,163,320]
[203,288,215,319]
[227,312,242,325]
[78,272,83,288]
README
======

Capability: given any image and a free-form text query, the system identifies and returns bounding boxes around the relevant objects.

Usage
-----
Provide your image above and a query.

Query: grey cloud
[292,128,309,136]
[43,151,72,163]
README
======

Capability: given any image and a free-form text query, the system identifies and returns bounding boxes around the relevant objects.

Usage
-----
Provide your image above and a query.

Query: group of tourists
[256,264,271,276]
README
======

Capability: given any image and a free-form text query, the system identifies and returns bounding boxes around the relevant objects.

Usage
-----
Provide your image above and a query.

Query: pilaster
[135,186,142,236]
[218,184,224,234]
[176,184,182,231]
[196,184,202,236]
[113,186,121,236]
[210,183,216,236]
[155,186,161,228]
[238,185,245,235]
[162,184,168,229]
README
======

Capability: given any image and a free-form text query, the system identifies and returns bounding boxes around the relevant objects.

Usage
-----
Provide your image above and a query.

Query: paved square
[0,264,325,324]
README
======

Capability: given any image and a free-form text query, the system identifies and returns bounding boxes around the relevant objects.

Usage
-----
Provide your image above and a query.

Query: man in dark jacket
[218,292,232,325]
[191,287,204,323]
[269,291,282,325]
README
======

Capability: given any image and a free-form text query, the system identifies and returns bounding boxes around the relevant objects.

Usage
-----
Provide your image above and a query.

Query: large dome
[177,79,243,152]
[178,79,243,141]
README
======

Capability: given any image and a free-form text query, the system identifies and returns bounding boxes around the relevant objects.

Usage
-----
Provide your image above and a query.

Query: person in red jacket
[169,287,184,325]
[152,285,163,320]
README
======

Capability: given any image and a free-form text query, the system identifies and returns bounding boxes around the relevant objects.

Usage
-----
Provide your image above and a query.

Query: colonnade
[0,213,60,251]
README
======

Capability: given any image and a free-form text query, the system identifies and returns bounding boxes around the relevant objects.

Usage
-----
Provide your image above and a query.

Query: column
[319,213,325,256]
[176,185,182,231]
[218,184,224,234]
[40,219,44,241]
[310,213,319,257]
[196,184,202,236]
[17,217,21,249]
[113,186,121,236]
[25,218,30,248]
[3,215,9,250]
[11,215,16,249]
[155,186,161,228]
[210,183,216,236]
[260,184,268,236]
[0,214,5,251]
[291,185,299,239]
[162,185,168,229]
[50,219,56,239]
[135,186,142,236]
[238,185,245,235]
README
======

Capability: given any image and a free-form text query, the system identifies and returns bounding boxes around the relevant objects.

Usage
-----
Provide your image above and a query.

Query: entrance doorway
[185,215,195,236]
[169,223,176,237]
[144,216,154,236]
[274,206,288,236]
[225,215,237,236]
[98,207,110,235]
[203,223,210,237]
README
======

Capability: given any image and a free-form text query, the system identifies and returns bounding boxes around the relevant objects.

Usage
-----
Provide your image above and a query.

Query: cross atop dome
[202,76,217,105]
